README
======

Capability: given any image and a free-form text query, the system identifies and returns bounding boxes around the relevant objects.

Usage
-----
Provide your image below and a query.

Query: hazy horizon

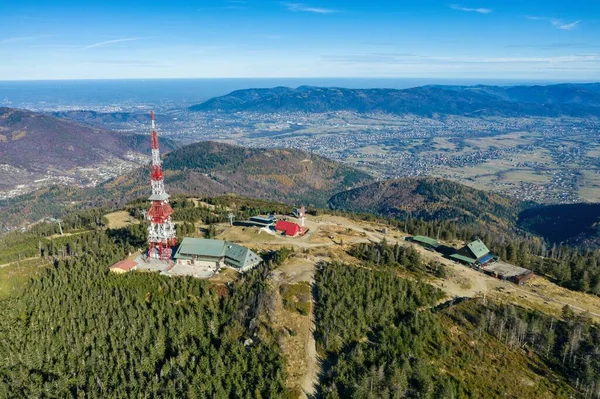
[3,77,598,111]
[2,77,599,83]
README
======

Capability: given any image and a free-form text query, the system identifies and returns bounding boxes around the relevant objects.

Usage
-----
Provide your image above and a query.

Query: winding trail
[512,285,600,319]
[300,300,319,397]
[0,256,40,268]
[217,213,600,395]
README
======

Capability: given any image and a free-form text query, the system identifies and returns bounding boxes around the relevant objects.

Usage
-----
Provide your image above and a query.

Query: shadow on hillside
[436,244,457,257]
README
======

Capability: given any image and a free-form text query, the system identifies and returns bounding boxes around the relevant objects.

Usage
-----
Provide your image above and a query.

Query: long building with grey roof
[173,237,262,274]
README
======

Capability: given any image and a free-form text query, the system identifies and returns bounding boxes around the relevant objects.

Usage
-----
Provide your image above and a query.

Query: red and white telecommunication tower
[146,111,176,260]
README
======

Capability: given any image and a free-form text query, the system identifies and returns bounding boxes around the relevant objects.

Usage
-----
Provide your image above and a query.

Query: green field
[0,258,48,299]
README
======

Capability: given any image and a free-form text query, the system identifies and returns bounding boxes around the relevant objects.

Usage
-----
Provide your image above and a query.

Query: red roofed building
[275,220,305,237]
[109,259,137,274]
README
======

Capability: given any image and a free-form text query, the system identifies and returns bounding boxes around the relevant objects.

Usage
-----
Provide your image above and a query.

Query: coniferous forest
[313,243,600,398]
[2,196,600,398]
[0,226,291,397]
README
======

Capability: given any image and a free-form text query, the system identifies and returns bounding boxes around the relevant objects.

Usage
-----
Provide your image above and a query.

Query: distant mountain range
[190,83,600,117]
[0,107,176,195]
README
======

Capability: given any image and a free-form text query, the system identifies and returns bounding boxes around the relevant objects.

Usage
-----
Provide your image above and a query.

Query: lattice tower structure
[146,111,176,260]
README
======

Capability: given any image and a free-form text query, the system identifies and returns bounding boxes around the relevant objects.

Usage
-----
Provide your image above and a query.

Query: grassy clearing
[432,137,456,151]
[268,274,315,393]
[501,170,550,184]
[104,211,139,229]
[280,282,311,316]
[578,170,600,202]
[217,225,279,243]
[354,145,389,156]
[440,148,562,195]
[0,258,48,299]
[586,148,600,158]
[209,267,240,285]
[445,149,555,180]
[464,132,532,150]
[276,256,316,284]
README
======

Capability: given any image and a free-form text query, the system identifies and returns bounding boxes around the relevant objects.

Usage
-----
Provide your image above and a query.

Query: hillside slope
[0,108,152,170]
[518,203,600,246]
[0,107,176,196]
[190,83,600,117]
[51,110,152,130]
[101,141,374,206]
[0,141,373,229]
[328,177,526,226]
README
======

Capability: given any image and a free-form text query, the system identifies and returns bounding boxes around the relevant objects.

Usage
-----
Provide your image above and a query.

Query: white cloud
[527,16,581,30]
[325,53,600,65]
[284,3,337,14]
[551,19,580,30]
[84,37,143,49]
[450,4,492,14]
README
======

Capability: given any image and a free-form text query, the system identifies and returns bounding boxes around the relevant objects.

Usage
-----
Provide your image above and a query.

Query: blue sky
[0,0,599,80]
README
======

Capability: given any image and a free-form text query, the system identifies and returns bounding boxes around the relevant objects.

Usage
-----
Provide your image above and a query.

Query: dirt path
[269,256,322,397]
[512,283,600,319]
[322,220,600,322]
[300,300,319,398]
[0,256,40,268]
[218,213,600,363]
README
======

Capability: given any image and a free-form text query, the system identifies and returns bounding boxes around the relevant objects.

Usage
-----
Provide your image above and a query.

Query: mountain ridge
[329,176,600,247]
[51,110,150,129]
[518,203,600,246]
[0,140,374,229]
[190,83,600,117]
[0,107,177,196]
[328,177,527,227]
[4,135,600,248]
[1,107,133,170]
[100,140,375,207]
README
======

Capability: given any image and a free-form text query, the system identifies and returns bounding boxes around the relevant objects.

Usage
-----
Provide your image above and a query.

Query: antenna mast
[146,111,177,260]
[299,206,305,227]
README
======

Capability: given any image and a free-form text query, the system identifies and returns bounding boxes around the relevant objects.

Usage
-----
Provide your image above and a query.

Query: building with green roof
[410,235,441,250]
[467,240,491,260]
[449,253,476,265]
[174,237,262,273]
[452,239,494,267]
[224,243,262,271]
